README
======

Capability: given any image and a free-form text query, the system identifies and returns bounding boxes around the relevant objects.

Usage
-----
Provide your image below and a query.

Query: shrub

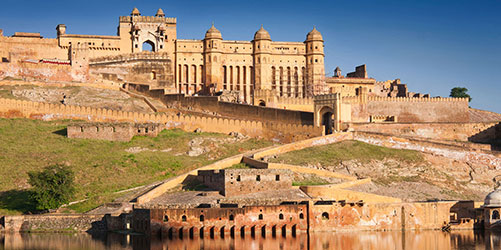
[28,165,76,211]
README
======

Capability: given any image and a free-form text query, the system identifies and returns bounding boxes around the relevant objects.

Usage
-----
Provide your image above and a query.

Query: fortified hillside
[0,118,273,215]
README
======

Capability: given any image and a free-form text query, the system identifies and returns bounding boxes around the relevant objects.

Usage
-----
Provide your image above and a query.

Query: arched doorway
[319,106,334,135]
[258,100,266,107]
[142,40,155,52]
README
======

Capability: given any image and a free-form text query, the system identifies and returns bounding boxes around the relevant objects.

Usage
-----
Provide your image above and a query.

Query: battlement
[119,16,176,24]
[89,51,171,65]
[368,96,469,102]
[0,98,322,143]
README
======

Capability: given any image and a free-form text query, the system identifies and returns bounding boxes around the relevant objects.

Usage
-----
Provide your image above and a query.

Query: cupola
[306,26,323,41]
[253,25,271,41]
[204,23,222,40]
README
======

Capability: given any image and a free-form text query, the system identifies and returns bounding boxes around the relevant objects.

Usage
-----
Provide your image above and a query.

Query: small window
[299,213,304,219]
[229,214,234,221]
[160,45,163,49]
[145,128,149,133]
[182,215,187,221]
[135,44,138,48]
[200,215,204,221]
[138,129,141,133]
[279,214,284,220]
[163,215,169,222]
[80,127,84,132]
[322,212,329,220]
[258,214,263,220]
[315,59,318,63]
[112,127,116,132]
[275,175,280,181]
[493,210,500,220]
[236,175,241,181]
[256,175,261,181]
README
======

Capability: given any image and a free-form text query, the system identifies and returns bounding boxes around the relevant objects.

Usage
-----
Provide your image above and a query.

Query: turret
[305,27,326,96]
[131,7,141,16]
[203,24,223,93]
[56,24,66,37]
[252,26,272,91]
[155,8,165,17]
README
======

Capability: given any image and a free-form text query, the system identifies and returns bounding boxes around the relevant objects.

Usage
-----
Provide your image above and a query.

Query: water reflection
[1,230,500,250]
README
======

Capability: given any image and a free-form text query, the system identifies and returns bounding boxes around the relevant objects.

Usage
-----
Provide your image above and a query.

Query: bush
[28,165,76,211]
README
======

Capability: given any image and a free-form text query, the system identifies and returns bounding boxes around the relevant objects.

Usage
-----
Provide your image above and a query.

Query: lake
[1,230,500,249]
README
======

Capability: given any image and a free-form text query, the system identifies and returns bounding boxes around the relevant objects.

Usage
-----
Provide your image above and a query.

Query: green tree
[450,87,472,102]
[28,165,75,211]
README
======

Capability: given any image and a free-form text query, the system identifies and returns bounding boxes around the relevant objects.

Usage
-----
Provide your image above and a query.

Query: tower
[118,8,177,54]
[252,26,272,91]
[305,27,326,96]
[203,24,223,93]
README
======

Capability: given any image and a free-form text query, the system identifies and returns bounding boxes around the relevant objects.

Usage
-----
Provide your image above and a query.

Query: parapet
[119,15,176,24]
[12,32,43,38]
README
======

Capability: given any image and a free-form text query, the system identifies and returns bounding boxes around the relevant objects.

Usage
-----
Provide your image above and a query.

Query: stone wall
[198,169,292,196]
[144,204,308,237]
[350,96,470,123]
[350,122,501,144]
[126,83,315,126]
[1,214,107,232]
[0,98,322,143]
[308,200,454,232]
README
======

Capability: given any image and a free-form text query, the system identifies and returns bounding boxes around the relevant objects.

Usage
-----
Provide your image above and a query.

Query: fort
[0,7,500,241]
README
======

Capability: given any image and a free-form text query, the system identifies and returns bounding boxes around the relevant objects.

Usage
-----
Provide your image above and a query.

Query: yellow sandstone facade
[0,8,328,103]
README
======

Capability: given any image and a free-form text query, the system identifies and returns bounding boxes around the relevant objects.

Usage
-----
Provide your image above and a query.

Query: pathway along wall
[0,98,322,143]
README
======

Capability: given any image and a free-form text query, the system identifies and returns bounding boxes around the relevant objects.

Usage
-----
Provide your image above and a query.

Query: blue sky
[1,0,499,113]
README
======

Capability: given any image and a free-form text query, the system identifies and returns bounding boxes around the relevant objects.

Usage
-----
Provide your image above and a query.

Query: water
[1,230,500,250]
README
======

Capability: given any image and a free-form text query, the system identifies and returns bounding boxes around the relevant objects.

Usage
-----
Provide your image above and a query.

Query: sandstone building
[0,8,327,103]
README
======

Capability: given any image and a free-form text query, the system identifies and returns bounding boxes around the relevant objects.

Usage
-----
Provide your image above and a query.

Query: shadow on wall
[181,175,209,191]
[87,217,107,233]
[0,189,37,214]
[469,122,501,151]
[52,128,67,137]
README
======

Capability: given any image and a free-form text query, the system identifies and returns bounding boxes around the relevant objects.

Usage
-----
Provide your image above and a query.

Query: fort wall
[127,83,315,125]
[0,98,322,143]
[67,122,162,141]
[350,96,470,123]
[350,122,500,143]
[1,214,107,232]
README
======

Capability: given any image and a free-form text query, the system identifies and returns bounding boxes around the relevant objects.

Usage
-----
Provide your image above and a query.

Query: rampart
[126,83,315,125]
[350,122,501,144]
[1,214,107,232]
[350,96,470,123]
[0,98,322,143]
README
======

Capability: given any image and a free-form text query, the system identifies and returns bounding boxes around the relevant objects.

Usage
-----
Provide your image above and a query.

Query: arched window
[493,210,500,220]
[299,213,304,219]
[192,65,197,83]
[200,215,205,221]
[279,213,284,220]
[229,214,234,221]
[163,215,169,222]
[142,40,155,52]
[322,212,329,220]
[184,65,189,83]
[182,215,187,222]
[258,214,263,220]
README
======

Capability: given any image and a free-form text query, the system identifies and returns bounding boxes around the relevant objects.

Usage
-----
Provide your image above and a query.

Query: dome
[155,8,165,17]
[205,23,222,40]
[131,7,141,16]
[254,25,271,41]
[484,188,501,207]
[306,26,323,41]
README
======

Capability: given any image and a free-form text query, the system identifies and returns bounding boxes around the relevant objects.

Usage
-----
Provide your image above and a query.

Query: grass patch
[0,118,273,215]
[270,140,423,166]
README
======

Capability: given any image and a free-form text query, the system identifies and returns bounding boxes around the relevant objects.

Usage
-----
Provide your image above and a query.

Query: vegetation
[227,163,252,169]
[450,87,472,102]
[0,118,273,215]
[270,140,422,167]
[28,165,76,211]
